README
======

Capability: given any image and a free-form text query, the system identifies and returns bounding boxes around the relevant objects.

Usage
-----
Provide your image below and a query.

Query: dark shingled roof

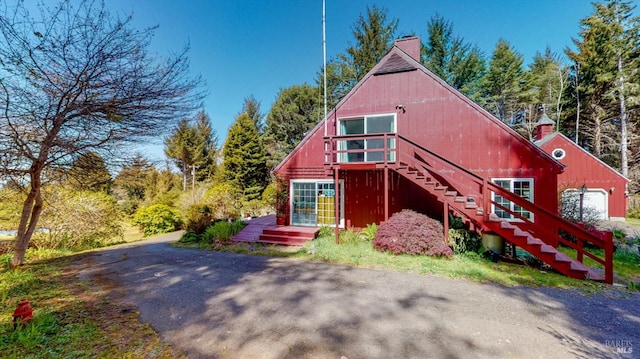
[374,53,417,76]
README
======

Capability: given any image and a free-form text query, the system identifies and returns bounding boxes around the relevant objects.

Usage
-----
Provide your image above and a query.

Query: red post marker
[13,299,33,329]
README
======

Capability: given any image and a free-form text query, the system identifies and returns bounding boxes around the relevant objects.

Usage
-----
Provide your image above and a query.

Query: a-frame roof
[274,39,563,173]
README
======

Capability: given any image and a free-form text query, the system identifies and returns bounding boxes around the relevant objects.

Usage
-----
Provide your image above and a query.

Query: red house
[534,115,628,221]
[272,36,613,283]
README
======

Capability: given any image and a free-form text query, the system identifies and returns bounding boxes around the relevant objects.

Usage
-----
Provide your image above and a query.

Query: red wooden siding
[342,170,441,228]
[275,36,563,227]
[538,133,628,219]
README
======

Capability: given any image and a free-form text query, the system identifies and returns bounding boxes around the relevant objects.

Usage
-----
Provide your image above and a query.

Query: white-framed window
[492,178,534,221]
[338,113,396,162]
[552,148,566,160]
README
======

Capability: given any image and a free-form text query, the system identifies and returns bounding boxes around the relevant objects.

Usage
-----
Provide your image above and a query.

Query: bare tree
[0,0,204,267]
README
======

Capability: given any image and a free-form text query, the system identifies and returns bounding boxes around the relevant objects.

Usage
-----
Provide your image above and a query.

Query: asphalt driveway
[73,233,639,358]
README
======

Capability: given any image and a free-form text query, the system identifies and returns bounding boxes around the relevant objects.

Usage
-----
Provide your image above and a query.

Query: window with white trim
[338,114,396,162]
[492,178,534,220]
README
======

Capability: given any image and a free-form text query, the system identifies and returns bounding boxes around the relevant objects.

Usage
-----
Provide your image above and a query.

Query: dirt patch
[61,254,186,358]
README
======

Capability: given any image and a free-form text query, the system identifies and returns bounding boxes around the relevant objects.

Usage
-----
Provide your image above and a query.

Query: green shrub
[201,220,246,244]
[262,182,277,211]
[448,228,481,254]
[361,223,378,241]
[339,227,362,245]
[318,226,334,238]
[184,204,214,235]
[34,190,123,250]
[203,182,241,219]
[179,229,199,243]
[131,204,182,236]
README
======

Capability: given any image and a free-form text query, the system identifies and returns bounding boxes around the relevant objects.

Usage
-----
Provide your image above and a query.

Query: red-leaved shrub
[373,209,453,258]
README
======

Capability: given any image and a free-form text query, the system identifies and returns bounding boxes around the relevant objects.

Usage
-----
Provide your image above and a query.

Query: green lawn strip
[206,235,609,291]
[0,252,182,358]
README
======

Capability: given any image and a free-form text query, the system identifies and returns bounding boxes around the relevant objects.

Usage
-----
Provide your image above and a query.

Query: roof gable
[537,132,628,182]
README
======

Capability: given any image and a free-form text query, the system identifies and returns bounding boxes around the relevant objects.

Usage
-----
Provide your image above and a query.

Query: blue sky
[76,1,638,160]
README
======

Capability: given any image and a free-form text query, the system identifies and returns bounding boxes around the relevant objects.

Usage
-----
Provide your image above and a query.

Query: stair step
[513,228,530,238]
[540,244,556,254]
[454,196,466,202]
[258,234,310,246]
[445,191,457,197]
[500,221,516,230]
[489,213,501,222]
[526,237,543,246]
[434,185,447,191]
[554,252,573,263]
[464,202,478,209]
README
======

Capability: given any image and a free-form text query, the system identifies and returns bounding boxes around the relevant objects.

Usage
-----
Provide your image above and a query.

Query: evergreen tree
[240,95,265,134]
[565,0,640,169]
[263,84,323,170]
[347,5,399,81]
[222,113,268,201]
[192,111,219,180]
[164,111,218,188]
[164,119,194,190]
[113,154,155,201]
[422,14,486,99]
[528,48,568,129]
[317,5,398,108]
[479,40,531,125]
[67,152,112,192]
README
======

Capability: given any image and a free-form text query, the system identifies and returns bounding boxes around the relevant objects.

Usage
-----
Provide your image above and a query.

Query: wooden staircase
[390,135,614,283]
[323,133,614,283]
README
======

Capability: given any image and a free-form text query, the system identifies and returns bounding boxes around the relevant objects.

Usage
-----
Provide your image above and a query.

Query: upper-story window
[338,114,396,162]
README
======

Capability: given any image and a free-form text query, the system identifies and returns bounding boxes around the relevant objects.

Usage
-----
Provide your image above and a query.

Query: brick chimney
[394,36,420,62]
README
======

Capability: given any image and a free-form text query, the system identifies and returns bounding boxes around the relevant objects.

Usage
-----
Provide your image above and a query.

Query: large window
[492,178,533,220]
[338,114,396,162]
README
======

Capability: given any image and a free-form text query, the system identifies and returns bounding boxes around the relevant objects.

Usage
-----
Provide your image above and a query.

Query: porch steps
[258,227,319,246]
[232,215,318,246]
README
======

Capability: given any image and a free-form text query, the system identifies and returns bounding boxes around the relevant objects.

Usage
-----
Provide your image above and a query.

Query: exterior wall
[539,135,628,219]
[343,170,441,228]
[276,41,564,226]
[327,65,561,215]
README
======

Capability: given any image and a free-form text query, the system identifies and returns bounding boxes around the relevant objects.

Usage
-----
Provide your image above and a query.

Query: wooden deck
[233,215,319,246]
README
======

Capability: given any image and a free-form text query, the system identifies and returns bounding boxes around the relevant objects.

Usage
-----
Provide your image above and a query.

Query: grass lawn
[0,223,182,358]
[188,234,639,291]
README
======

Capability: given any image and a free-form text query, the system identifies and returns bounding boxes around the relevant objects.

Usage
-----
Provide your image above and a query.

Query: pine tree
[263,84,323,170]
[565,0,640,170]
[479,40,531,125]
[164,111,218,188]
[316,5,398,108]
[67,152,112,192]
[240,95,265,134]
[222,113,268,201]
[422,14,486,99]
[347,5,399,81]
[528,48,568,129]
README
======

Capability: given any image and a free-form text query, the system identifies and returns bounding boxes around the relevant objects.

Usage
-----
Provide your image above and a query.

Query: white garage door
[563,189,608,220]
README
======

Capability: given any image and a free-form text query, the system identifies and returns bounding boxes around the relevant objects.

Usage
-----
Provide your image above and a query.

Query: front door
[291,181,343,227]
